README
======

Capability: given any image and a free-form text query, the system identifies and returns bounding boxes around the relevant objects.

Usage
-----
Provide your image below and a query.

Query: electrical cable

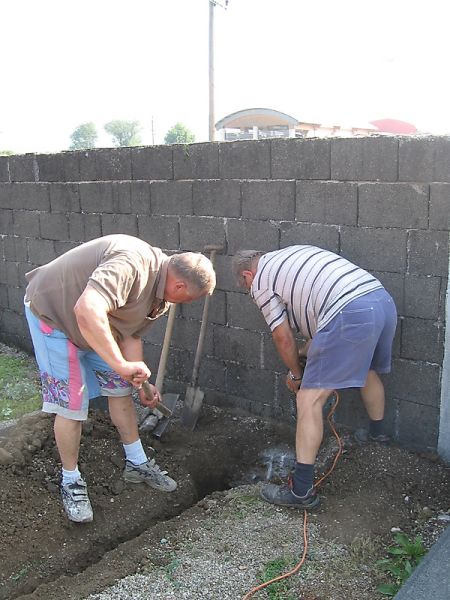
[242,391,342,600]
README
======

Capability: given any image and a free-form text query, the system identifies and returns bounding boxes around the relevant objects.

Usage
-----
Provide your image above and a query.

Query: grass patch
[0,353,41,421]
[257,557,297,600]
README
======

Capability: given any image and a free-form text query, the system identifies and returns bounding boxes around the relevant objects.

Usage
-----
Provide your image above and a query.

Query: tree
[104,120,142,147]
[164,122,195,144]
[0,150,14,156]
[69,122,98,150]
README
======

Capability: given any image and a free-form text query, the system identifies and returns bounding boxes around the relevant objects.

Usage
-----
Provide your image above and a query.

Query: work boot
[260,483,319,509]
[354,428,390,445]
[61,478,93,523]
[123,458,177,492]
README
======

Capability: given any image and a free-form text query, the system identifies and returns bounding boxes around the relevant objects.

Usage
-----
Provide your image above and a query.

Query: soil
[0,402,450,600]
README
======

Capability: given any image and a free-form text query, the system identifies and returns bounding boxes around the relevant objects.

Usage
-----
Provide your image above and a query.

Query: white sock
[123,439,147,465]
[62,467,81,486]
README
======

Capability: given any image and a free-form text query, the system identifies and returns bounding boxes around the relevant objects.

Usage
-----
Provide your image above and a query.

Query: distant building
[215,108,417,140]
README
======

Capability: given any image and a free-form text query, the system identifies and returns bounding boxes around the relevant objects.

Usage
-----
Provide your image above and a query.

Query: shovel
[139,303,179,439]
[181,245,221,431]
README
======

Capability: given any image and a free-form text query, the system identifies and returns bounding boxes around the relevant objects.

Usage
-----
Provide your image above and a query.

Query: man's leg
[360,369,384,421]
[108,395,177,492]
[295,387,332,464]
[54,415,82,470]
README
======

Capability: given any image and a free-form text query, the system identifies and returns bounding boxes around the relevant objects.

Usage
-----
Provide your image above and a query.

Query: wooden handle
[155,303,177,391]
[141,381,172,417]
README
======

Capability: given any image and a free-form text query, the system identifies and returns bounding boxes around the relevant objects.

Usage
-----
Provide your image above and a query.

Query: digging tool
[181,244,223,431]
[139,303,179,439]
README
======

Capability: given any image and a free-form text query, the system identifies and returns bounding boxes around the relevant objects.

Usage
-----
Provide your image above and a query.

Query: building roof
[370,119,417,134]
[215,108,298,129]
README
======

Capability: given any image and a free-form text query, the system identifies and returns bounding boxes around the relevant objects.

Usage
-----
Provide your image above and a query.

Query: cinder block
[0,261,6,284]
[219,140,271,179]
[227,218,278,254]
[171,316,213,355]
[262,331,290,372]
[434,137,450,181]
[18,262,34,285]
[439,278,448,321]
[401,318,443,363]
[40,213,69,240]
[111,182,132,214]
[26,238,56,265]
[430,184,450,230]
[3,236,27,262]
[11,183,50,211]
[214,254,237,292]
[331,136,398,181]
[341,227,407,272]
[332,388,371,432]
[8,154,36,182]
[84,214,102,241]
[0,284,7,306]
[54,241,78,257]
[226,363,275,402]
[68,213,84,242]
[137,215,179,250]
[296,181,357,225]
[131,145,173,180]
[62,151,81,182]
[101,214,138,237]
[78,150,98,181]
[13,211,41,237]
[0,183,14,209]
[226,291,266,331]
[130,181,151,214]
[0,209,12,234]
[242,180,295,220]
[35,153,64,182]
[79,182,114,213]
[384,358,440,407]
[198,356,227,391]
[95,148,132,181]
[280,222,339,253]
[408,230,449,276]
[0,156,9,182]
[193,180,240,217]
[152,181,193,215]
[173,142,219,180]
[213,325,261,367]
[404,275,440,319]
[181,289,226,324]
[7,286,25,312]
[358,183,428,228]
[49,183,80,213]
[396,399,439,450]
[271,138,330,179]
[179,216,226,252]
[372,271,404,314]
[5,261,19,286]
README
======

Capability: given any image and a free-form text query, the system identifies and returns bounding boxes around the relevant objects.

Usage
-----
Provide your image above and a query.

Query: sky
[1,0,450,154]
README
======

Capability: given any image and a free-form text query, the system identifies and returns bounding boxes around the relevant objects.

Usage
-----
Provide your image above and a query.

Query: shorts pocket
[339,307,375,344]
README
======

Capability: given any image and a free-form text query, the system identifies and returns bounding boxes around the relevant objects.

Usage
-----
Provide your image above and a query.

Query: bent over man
[233,245,397,509]
[25,234,216,523]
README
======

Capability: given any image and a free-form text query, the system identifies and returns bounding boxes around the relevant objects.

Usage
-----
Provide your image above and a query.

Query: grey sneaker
[354,428,390,445]
[260,483,319,509]
[123,459,177,492]
[61,478,93,523]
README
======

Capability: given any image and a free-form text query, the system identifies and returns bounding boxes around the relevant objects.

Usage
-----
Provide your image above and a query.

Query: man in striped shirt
[233,245,397,509]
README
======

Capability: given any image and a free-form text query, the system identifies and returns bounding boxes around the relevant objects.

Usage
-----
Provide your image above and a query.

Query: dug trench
[1,403,450,600]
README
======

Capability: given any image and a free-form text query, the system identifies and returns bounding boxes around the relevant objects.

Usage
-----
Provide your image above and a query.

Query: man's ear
[174,280,187,291]
[242,269,254,286]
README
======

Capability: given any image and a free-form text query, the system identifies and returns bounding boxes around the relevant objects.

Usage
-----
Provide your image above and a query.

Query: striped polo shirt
[250,245,383,338]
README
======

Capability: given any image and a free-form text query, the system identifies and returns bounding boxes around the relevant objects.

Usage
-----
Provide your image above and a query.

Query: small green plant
[377,532,426,596]
[258,557,296,600]
[0,354,41,421]
[164,558,181,583]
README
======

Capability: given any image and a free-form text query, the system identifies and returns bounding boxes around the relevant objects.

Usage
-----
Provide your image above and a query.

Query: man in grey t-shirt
[25,235,216,523]
[233,246,397,509]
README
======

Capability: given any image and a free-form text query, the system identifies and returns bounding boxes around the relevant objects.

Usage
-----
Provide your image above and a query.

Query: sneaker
[61,478,93,523]
[354,428,390,445]
[123,459,177,492]
[260,483,319,509]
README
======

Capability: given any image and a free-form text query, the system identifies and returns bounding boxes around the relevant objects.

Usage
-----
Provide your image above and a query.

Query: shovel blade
[151,393,179,440]
[181,385,205,431]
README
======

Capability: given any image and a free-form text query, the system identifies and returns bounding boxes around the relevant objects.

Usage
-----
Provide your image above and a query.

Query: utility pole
[209,0,228,142]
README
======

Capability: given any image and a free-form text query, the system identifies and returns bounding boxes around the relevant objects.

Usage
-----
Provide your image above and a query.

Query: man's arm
[74,287,150,385]
[271,319,303,378]
[119,336,160,408]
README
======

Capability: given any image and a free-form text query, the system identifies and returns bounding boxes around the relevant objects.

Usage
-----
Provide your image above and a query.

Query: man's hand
[138,384,161,409]
[117,361,151,387]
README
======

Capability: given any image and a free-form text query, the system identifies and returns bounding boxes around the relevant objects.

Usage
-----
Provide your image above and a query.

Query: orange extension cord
[242,391,343,600]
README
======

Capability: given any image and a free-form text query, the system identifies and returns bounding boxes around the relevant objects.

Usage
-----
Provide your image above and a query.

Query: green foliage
[0,149,14,156]
[258,557,296,600]
[104,120,142,147]
[69,122,98,150]
[377,533,426,596]
[164,122,195,145]
[0,354,41,421]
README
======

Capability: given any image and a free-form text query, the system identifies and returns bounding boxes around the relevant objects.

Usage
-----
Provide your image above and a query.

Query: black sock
[293,462,314,497]
[369,418,384,437]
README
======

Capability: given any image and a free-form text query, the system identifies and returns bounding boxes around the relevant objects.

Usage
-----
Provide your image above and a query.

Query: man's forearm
[272,321,302,377]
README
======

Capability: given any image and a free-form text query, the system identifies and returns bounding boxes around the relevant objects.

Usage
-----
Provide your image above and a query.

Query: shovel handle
[141,381,173,418]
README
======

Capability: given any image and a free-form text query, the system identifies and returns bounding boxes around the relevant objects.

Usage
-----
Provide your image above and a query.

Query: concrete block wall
[0,137,449,452]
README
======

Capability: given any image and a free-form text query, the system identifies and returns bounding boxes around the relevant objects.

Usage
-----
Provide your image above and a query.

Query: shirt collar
[155,255,171,300]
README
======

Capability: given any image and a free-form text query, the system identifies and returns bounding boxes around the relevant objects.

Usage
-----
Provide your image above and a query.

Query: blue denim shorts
[301,289,397,390]
[25,304,133,420]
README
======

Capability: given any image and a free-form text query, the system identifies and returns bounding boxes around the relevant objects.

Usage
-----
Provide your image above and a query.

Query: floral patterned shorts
[25,304,132,420]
